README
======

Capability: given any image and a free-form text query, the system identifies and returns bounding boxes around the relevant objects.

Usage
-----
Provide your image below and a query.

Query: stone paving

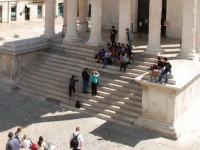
[0,85,200,150]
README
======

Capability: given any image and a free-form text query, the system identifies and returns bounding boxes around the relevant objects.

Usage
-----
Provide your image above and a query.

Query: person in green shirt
[90,70,100,96]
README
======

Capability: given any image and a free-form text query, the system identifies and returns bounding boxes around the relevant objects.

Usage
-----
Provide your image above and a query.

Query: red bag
[31,142,37,150]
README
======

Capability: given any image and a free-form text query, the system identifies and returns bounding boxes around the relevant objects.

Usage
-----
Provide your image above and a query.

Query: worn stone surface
[0,86,200,150]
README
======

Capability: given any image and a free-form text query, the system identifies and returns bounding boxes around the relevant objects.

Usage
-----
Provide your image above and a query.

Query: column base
[177,50,198,60]
[136,117,180,140]
[196,46,200,54]
[86,39,106,46]
[145,47,163,56]
[41,33,56,39]
[78,24,89,32]
[64,35,80,42]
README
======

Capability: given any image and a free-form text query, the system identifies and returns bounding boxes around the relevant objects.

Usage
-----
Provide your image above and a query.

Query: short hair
[126,28,129,31]
[112,26,115,28]
[17,127,22,132]
[157,57,161,61]
[76,127,80,131]
[164,57,168,61]
[8,132,13,139]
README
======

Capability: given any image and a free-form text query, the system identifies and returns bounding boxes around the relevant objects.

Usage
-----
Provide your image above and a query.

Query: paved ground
[0,85,200,150]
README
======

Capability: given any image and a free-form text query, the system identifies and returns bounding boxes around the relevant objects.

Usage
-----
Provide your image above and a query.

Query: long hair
[37,136,43,147]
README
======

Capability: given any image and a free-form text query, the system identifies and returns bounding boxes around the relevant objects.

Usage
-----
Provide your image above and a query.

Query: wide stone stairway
[16,39,160,126]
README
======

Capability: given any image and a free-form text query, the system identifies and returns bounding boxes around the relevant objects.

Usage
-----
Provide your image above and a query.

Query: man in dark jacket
[110,26,117,46]
[82,68,90,93]
[69,75,78,97]
[6,132,20,150]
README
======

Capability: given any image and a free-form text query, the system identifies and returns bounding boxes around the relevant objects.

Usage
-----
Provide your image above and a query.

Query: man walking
[110,26,117,45]
[126,28,133,50]
[70,127,83,150]
[6,132,20,150]
[82,68,90,93]
[69,75,78,97]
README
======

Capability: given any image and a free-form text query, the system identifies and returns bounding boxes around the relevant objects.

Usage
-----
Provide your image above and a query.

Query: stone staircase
[16,39,169,126]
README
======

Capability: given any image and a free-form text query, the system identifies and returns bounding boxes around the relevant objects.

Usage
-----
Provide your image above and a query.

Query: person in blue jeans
[158,57,172,84]
[82,68,90,93]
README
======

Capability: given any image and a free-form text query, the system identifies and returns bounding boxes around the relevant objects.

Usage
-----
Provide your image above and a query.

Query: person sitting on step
[95,48,106,63]
[102,49,112,68]
[149,57,164,82]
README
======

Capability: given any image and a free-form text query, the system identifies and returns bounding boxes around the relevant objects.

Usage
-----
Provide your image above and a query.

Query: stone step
[22,72,142,98]
[22,75,142,103]
[28,66,141,91]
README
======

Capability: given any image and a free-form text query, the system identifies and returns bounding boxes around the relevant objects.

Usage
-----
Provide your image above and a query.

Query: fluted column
[146,0,162,55]
[118,0,131,44]
[42,0,56,38]
[63,0,67,25]
[79,0,88,32]
[64,0,79,42]
[179,0,198,60]
[86,0,105,46]
[196,1,200,53]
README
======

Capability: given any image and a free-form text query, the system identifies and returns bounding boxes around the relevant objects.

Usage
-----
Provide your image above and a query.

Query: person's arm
[80,141,83,149]
[95,71,100,77]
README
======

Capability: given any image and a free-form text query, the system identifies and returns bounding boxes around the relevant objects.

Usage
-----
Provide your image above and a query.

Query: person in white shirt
[70,127,83,150]
[20,135,32,148]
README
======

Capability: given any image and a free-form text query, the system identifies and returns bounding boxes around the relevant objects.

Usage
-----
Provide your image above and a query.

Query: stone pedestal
[78,0,88,32]
[42,0,56,39]
[118,0,131,44]
[64,0,80,42]
[178,0,198,60]
[86,0,105,46]
[146,0,162,55]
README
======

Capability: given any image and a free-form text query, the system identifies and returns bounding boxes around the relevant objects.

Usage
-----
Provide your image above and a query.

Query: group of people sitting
[149,57,172,84]
[6,127,49,150]
[95,42,132,71]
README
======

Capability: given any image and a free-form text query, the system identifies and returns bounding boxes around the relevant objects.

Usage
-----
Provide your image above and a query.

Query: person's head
[17,127,22,133]
[107,43,111,46]
[126,28,129,32]
[71,75,76,79]
[76,127,80,132]
[157,56,161,61]
[164,57,168,62]
[91,70,95,75]
[8,132,14,139]
[38,136,44,147]
[117,42,120,46]
[23,134,27,140]
[84,68,88,72]
[107,49,110,52]
[112,26,115,29]
[101,48,104,52]
[122,44,124,47]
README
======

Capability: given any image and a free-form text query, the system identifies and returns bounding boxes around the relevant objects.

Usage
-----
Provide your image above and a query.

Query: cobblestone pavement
[0,86,200,150]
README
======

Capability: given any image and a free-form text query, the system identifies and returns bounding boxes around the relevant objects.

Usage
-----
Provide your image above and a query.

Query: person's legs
[91,82,95,95]
[158,70,166,83]
[94,83,97,95]
[83,80,87,93]
[69,86,73,97]
[73,87,75,93]
[165,72,170,83]
[120,62,124,71]
[85,81,89,93]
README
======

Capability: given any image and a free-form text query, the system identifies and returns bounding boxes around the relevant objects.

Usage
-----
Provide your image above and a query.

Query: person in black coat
[110,26,117,46]
[69,75,78,97]
[82,68,90,93]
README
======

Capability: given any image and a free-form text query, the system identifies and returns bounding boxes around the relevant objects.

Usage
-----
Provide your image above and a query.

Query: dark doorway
[0,5,2,23]
[11,5,17,21]
[25,5,30,20]
[137,0,167,34]
[58,3,63,17]
[37,5,42,19]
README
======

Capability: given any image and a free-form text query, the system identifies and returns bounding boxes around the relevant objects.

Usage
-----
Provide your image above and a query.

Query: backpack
[70,133,79,148]
[75,101,81,108]
[30,140,37,150]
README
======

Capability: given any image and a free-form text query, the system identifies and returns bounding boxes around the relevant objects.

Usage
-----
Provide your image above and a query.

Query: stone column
[64,0,79,42]
[118,0,131,44]
[196,1,200,53]
[179,0,198,60]
[146,0,162,55]
[78,0,88,32]
[86,0,104,46]
[42,0,56,38]
[131,0,138,32]
[63,0,67,25]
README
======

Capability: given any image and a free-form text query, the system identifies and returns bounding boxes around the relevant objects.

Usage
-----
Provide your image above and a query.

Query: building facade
[0,0,64,23]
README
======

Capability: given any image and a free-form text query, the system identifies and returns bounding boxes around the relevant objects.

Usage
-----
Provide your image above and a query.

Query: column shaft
[118,0,131,44]
[43,0,56,38]
[146,0,162,55]
[196,1,200,53]
[179,0,198,59]
[86,0,104,46]
[64,0,79,42]
[63,0,67,25]
[79,0,88,32]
